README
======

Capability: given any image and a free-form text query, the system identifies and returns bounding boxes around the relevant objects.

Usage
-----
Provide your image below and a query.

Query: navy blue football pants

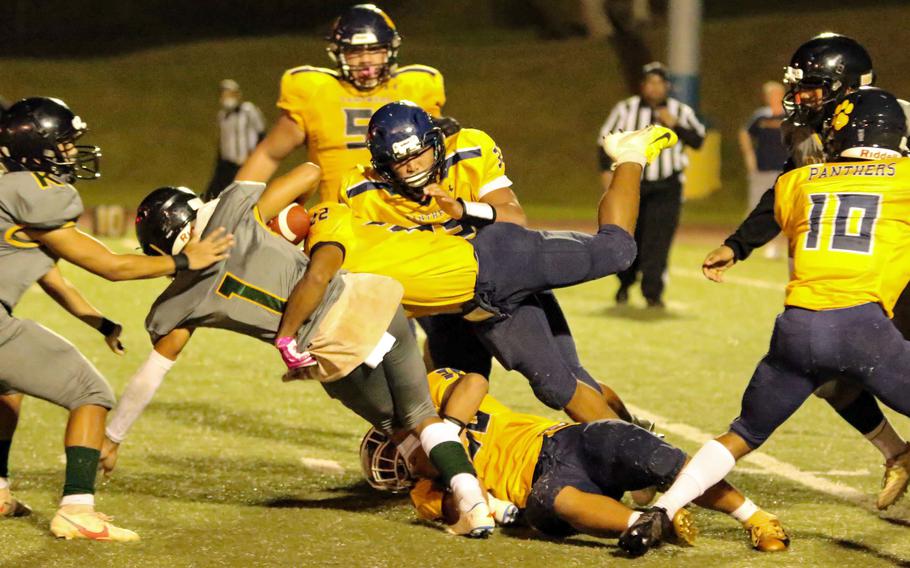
[731,303,910,449]
[468,223,637,409]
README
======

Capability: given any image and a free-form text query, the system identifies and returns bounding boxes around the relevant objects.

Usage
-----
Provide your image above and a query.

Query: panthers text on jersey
[417,368,569,510]
[775,157,910,316]
[304,202,477,314]
[339,128,510,237]
[277,64,445,203]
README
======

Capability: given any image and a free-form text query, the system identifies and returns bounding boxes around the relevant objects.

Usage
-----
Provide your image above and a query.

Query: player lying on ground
[331,100,634,425]
[0,97,232,541]
[702,33,910,510]
[102,164,496,536]
[622,87,910,554]
[361,368,789,556]
[277,125,674,427]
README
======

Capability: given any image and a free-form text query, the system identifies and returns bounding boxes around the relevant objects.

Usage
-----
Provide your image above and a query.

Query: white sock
[865,420,907,461]
[626,511,642,527]
[730,498,759,523]
[0,477,9,490]
[418,421,461,453]
[654,440,736,518]
[60,493,94,508]
[450,473,485,513]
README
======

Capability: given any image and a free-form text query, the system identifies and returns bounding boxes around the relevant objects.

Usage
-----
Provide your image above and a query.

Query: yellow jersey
[304,202,477,314]
[416,368,569,511]
[277,64,445,203]
[338,128,511,237]
[775,158,910,317]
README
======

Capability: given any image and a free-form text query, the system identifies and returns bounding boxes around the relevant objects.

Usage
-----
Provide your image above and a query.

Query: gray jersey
[146,182,344,345]
[0,171,83,312]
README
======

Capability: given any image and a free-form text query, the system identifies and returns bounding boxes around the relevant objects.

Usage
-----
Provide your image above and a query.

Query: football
[267,203,310,245]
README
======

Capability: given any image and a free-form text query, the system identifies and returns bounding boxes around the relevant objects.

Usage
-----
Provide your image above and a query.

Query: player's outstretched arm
[423,185,528,227]
[38,265,124,355]
[257,161,321,221]
[101,328,193,475]
[26,226,233,281]
[275,243,345,368]
[702,245,737,283]
[235,113,306,183]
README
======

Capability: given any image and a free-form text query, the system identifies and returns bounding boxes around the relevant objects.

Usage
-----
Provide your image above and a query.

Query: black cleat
[645,297,665,309]
[615,286,630,305]
[618,507,673,557]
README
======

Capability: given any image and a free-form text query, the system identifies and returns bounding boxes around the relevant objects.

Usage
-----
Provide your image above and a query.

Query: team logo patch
[832,100,854,131]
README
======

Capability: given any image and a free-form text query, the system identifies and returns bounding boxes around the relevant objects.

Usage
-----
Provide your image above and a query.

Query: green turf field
[2,236,910,567]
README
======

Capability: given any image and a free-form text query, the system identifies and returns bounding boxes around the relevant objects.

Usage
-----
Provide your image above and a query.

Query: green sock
[0,439,11,479]
[62,446,100,496]
[428,441,476,486]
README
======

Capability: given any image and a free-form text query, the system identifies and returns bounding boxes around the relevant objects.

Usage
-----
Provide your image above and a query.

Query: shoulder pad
[286,65,340,78]
[393,64,441,77]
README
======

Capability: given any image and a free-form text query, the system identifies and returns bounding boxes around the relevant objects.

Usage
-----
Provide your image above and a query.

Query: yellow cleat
[671,508,697,546]
[50,506,140,542]
[878,443,910,510]
[601,125,679,168]
[744,510,789,552]
[0,487,31,518]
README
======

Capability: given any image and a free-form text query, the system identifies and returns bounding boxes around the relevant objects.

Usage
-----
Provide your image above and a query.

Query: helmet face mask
[0,97,102,182]
[368,101,446,202]
[327,4,401,91]
[359,427,415,493]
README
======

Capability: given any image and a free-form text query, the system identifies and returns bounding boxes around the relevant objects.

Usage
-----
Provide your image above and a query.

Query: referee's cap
[219,79,241,92]
[641,62,669,81]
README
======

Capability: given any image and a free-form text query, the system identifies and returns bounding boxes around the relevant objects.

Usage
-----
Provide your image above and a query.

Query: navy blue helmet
[367,101,445,202]
[783,33,874,129]
[135,186,203,256]
[0,97,101,181]
[327,4,401,90]
[826,87,906,160]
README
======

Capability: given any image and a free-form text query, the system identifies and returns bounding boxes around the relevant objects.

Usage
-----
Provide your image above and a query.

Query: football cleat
[617,507,674,557]
[0,487,31,518]
[743,510,790,552]
[671,508,697,546]
[464,501,495,538]
[50,507,140,542]
[487,494,520,526]
[601,125,678,168]
[877,443,910,510]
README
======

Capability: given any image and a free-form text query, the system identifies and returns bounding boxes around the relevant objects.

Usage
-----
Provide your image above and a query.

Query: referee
[204,80,265,201]
[598,62,705,308]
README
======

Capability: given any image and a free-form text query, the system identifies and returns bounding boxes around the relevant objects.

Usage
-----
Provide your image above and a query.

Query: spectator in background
[738,81,787,258]
[598,62,705,308]
[204,80,265,201]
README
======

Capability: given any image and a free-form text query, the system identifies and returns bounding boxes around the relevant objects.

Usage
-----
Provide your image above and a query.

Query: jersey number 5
[344,108,372,149]
[805,193,882,254]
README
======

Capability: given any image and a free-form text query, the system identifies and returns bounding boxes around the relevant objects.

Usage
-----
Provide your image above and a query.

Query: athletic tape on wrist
[457,199,496,227]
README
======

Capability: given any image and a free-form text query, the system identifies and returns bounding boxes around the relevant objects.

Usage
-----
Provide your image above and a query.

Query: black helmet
[326,4,401,90]
[367,101,445,202]
[0,97,101,181]
[826,87,906,160]
[783,33,874,129]
[135,186,203,256]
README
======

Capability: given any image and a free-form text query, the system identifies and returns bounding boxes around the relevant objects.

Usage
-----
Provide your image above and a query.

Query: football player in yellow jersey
[337,101,635,426]
[633,88,910,553]
[235,4,449,202]
[360,369,790,556]
[281,126,678,423]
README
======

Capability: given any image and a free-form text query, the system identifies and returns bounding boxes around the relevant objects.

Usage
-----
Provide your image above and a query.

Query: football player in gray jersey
[0,97,233,541]
[102,164,495,537]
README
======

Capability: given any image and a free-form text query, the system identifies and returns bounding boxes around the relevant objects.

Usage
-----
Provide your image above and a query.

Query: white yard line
[627,404,869,506]
[300,456,346,475]
[669,267,784,291]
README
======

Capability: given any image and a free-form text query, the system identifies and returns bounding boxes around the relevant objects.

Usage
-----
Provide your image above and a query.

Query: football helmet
[0,97,101,181]
[367,100,445,201]
[359,427,415,493]
[825,87,906,160]
[783,33,874,129]
[327,4,401,90]
[135,186,203,256]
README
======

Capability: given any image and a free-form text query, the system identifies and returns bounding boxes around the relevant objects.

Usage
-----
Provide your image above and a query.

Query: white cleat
[487,494,519,526]
[464,502,495,538]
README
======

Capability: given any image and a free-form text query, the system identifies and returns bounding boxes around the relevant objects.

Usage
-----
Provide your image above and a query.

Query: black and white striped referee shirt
[218,101,266,166]
[598,95,706,183]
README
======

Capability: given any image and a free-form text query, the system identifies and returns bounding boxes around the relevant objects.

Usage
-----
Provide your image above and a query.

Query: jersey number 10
[805,193,882,254]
